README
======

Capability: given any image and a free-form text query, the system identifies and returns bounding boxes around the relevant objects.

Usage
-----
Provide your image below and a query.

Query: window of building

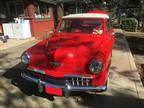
[7,1,24,17]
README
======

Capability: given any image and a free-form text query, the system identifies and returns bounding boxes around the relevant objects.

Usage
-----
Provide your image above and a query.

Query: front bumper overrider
[21,72,107,96]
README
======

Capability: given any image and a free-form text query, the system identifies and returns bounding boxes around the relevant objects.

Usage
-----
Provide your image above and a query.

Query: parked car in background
[21,10,115,97]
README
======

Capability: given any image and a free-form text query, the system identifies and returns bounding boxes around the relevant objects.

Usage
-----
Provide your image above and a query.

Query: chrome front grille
[66,77,92,87]
[24,71,92,87]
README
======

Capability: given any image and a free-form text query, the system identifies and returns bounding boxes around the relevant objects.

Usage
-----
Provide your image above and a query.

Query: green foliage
[121,18,138,32]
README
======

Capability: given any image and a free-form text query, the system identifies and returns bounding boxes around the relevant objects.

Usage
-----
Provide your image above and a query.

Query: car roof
[62,13,109,19]
[88,10,109,15]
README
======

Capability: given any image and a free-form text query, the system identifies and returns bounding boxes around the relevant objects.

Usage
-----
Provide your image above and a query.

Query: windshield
[58,19,103,34]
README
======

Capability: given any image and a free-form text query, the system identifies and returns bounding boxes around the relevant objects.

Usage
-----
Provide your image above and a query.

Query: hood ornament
[54,44,59,49]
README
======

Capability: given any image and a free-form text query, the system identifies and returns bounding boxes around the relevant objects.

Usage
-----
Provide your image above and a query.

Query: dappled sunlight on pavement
[0,38,36,51]
[0,35,144,108]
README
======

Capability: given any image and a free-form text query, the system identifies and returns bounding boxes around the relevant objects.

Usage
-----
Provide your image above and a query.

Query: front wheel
[105,58,112,91]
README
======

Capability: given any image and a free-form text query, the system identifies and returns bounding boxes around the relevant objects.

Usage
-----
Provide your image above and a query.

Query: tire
[106,58,111,91]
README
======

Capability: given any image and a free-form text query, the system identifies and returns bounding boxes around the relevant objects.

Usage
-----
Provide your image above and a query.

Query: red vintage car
[21,10,115,97]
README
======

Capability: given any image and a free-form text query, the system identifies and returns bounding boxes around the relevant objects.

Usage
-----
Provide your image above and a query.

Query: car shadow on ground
[76,92,144,108]
[2,62,144,108]
[2,63,55,101]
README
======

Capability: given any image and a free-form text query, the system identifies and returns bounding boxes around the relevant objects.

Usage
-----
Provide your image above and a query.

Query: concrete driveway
[0,34,144,108]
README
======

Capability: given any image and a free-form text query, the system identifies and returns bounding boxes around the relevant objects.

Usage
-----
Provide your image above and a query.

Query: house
[0,0,55,38]
[0,0,97,38]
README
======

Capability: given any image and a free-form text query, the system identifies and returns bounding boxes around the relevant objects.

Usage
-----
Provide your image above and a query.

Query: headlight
[21,52,30,65]
[89,59,103,74]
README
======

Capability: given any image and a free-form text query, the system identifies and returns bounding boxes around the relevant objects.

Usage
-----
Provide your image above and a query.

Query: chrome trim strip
[21,72,39,83]
[28,68,45,75]
[64,74,93,79]
[21,73,107,91]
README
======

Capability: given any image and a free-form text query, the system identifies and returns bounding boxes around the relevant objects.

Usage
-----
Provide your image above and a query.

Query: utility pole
[140,0,144,31]
[54,0,58,27]
[140,0,144,15]
[76,0,78,13]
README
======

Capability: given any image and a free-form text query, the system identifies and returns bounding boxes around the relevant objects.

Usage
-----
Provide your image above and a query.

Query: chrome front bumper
[21,72,107,96]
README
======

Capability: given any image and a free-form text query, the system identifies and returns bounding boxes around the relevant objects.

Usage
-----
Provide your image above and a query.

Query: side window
[59,20,65,31]
[106,19,112,32]
[59,20,72,32]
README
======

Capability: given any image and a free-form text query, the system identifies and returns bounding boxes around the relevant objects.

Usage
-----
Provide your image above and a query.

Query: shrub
[120,18,138,32]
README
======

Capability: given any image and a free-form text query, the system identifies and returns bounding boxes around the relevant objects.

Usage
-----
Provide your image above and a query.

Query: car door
[105,18,115,54]
[101,18,115,67]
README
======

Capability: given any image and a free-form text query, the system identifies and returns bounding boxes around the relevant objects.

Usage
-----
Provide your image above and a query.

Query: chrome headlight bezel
[89,59,103,74]
[21,51,30,65]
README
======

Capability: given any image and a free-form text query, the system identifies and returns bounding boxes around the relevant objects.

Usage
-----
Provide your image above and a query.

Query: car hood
[28,35,103,76]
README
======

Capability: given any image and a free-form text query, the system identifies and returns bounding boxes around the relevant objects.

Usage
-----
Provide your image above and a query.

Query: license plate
[45,86,63,96]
